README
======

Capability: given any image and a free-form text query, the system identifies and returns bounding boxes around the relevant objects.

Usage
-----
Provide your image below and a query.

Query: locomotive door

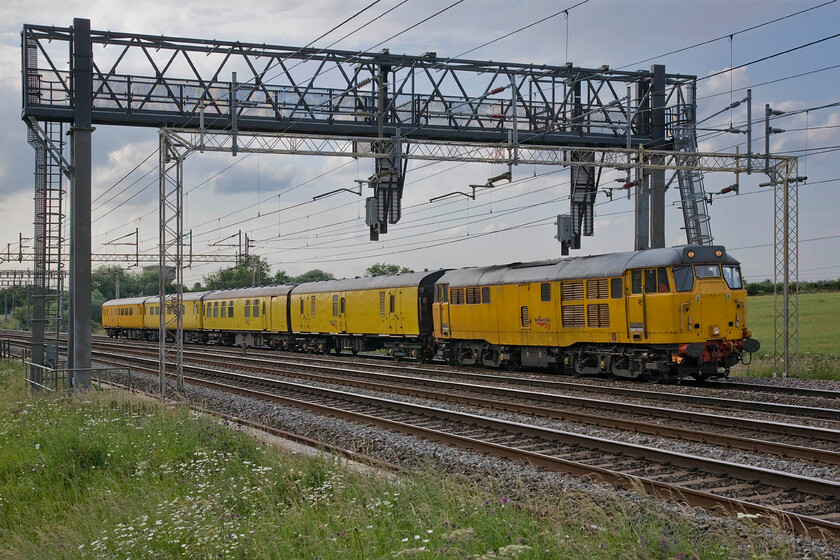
[626,269,646,340]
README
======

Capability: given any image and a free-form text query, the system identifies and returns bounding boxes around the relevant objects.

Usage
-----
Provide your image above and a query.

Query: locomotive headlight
[711,326,720,336]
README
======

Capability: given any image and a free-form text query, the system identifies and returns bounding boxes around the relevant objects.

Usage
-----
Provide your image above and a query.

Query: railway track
[91,342,840,462]
[5,328,840,402]
[5,331,840,537]
[86,349,840,539]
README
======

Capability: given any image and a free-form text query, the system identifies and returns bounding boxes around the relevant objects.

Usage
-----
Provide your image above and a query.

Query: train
[102,245,759,382]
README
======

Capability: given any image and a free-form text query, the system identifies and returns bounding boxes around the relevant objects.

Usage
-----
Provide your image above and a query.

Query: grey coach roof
[440,246,739,287]
[203,285,294,300]
[292,270,446,294]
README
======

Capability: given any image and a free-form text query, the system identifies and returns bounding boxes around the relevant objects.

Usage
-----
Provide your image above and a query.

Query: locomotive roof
[439,246,739,287]
[203,285,294,300]
[292,270,447,294]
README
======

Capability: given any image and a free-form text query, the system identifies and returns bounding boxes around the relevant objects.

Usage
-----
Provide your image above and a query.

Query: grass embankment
[733,292,840,380]
[0,361,799,559]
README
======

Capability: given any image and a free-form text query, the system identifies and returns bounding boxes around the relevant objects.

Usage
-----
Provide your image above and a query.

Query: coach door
[434,284,451,337]
[626,269,646,340]
[332,293,347,333]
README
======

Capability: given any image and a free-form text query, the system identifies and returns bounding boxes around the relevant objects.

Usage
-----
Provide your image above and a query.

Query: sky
[1,0,838,287]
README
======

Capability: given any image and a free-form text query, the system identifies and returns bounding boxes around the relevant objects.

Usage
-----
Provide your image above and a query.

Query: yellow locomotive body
[290,271,445,358]
[434,246,755,381]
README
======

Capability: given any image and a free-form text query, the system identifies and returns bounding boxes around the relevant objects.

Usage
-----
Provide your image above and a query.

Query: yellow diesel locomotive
[102,245,757,381]
[432,245,757,381]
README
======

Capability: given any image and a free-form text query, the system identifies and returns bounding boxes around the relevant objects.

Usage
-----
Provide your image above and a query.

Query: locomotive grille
[587,303,610,328]
[586,279,609,299]
[561,281,584,301]
[562,304,585,327]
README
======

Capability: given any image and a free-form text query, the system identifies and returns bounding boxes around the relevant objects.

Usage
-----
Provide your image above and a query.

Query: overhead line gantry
[18,18,800,388]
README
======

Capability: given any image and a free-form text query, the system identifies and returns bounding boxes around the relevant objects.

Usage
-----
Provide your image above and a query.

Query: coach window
[228,301,234,317]
[644,269,657,294]
[657,267,670,292]
[540,282,550,302]
[631,270,642,294]
[332,295,339,316]
[610,278,623,299]
[220,302,226,318]
[673,266,694,292]
[253,299,260,318]
[482,286,490,304]
[244,300,251,318]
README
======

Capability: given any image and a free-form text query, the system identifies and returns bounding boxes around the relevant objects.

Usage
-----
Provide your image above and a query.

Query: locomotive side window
[540,282,550,302]
[723,265,743,289]
[300,298,304,315]
[610,278,623,299]
[657,267,670,293]
[694,264,721,278]
[631,270,642,294]
[443,285,449,303]
[340,297,346,314]
[644,269,657,294]
[673,266,694,292]
[390,295,395,313]
[482,287,490,304]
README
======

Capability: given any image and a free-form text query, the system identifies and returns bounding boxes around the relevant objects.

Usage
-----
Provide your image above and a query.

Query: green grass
[732,293,840,380]
[0,360,804,559]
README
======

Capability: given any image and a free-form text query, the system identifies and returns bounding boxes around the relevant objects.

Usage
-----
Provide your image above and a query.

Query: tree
[203,257,271,290]
[273,270,292,285]
[293,269,335,283]
[365,263,411,277]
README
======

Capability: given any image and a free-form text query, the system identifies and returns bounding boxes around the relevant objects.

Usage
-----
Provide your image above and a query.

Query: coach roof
[203,285,294,300]
[292,270,446,294]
